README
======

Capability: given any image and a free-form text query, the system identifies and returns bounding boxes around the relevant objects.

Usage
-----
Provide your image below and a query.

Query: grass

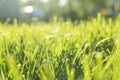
[0,15,120,80]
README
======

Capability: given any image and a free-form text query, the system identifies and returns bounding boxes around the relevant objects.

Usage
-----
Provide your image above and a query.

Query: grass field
[0,15,120,80]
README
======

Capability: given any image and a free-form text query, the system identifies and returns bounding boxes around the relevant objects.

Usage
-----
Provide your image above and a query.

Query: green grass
[0,15,120,80]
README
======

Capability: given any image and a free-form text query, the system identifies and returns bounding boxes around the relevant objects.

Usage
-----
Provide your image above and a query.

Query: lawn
[0,15,120,80]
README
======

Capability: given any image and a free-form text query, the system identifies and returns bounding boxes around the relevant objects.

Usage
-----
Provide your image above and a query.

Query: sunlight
[20,0,28,3]
[24,6,33,13]
[58,0,67,7]
[41,0,48,3]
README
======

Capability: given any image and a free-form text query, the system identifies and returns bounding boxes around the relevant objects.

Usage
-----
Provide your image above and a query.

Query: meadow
[0,15,120,80]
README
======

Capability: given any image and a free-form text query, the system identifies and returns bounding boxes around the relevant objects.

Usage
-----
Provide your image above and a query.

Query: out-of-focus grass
[0,15,120,80]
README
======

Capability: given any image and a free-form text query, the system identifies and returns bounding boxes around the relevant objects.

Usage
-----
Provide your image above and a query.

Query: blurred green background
[0,0,120,22]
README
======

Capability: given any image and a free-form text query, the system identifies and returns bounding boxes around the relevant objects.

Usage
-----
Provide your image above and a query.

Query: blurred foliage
[34,0,120,21]
[0,0,20,21]
[0,0,120,22]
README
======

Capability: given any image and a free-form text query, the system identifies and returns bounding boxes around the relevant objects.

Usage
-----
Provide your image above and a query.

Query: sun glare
[58,0,67,7]
[24,6,33,13]
[41,0,48,3]
[20,0,28,3]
